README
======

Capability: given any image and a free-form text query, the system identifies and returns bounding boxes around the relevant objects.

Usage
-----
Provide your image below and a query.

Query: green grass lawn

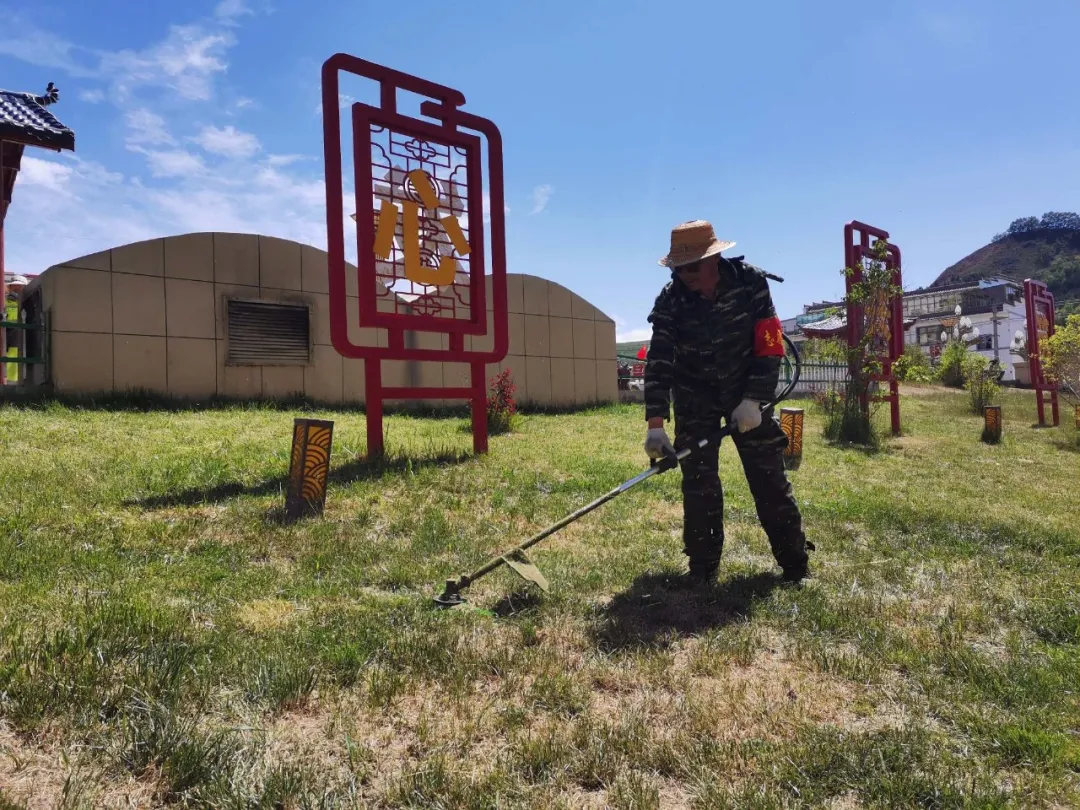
[1,386,1078,808]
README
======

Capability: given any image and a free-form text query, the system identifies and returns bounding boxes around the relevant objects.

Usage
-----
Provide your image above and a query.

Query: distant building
[782,277,1029,381]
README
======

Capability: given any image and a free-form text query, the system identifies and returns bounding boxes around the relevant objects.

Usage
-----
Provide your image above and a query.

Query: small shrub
[937,341,971,388]
[802,336,848,364]
[893,345,934,383]
[1044,314,1080,401]
[967,367,997,419]
[821,380,879,449]
[486,369,518,435]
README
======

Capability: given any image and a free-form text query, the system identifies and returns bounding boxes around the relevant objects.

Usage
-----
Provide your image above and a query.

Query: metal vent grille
[226,299,311,365]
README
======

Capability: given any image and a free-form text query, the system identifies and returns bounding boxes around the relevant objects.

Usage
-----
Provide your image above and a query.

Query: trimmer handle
[648,421,737,472]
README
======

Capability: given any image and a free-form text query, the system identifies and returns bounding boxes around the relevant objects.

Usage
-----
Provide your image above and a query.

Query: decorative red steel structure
[321,54,508,456]
[1024,278,1059,426]
[844,221,903,436]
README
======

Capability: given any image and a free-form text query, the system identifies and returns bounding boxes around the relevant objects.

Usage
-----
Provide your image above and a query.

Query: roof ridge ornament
[35,82,60,107]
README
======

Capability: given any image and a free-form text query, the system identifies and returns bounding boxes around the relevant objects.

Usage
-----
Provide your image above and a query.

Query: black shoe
[781,565,810,584]
[683,565,718,587]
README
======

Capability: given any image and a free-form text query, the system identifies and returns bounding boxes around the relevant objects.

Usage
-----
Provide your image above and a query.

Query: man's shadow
[589,570,784,652]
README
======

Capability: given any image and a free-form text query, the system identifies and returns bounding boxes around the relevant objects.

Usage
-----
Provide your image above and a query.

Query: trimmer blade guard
[502,550,549,593]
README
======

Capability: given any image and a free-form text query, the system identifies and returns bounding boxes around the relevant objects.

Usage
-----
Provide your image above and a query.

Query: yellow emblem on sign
[373,169,470,287]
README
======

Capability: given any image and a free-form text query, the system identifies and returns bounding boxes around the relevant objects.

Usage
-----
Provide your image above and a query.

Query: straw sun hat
[657,220,735,268]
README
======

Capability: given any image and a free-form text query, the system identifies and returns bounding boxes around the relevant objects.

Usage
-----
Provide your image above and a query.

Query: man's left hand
[732,399,762,433]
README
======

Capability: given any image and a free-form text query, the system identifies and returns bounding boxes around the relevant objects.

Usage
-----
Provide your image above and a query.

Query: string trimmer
[432,331,802,608]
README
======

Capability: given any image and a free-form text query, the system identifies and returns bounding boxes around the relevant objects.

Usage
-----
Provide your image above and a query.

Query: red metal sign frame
[844,221,903,436]
[321,54,509,456]
[1024,278,1059,427]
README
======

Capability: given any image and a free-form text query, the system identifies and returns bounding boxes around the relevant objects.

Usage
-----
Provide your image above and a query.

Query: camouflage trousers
[673,392,810,576]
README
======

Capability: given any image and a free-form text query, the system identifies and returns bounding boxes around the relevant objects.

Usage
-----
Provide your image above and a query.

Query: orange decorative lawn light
[285,418,334,519]
[982,405,1002,445]
[780,407,804,468]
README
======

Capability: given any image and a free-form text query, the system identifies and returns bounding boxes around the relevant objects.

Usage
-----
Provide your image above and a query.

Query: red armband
[754,316,786,357]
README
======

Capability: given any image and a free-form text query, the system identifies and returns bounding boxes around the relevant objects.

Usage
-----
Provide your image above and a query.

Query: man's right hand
[644,426,675,460]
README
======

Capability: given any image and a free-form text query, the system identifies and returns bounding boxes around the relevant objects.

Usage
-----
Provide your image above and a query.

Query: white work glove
[732,399,762,433]
[644,427,675,459]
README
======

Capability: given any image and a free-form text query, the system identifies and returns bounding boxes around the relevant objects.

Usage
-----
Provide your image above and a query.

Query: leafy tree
[1040,211,1080,231]
[1057,301,1080,327]
[801,337,848,364]
[822,238,902,446]
[1007,216,1042,236]
[1043,314,1080,401]
[893,344,933,383]
[1044,254,1080,291]
[991,213,1080,241]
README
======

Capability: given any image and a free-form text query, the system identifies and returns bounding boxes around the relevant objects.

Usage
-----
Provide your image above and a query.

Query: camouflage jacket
[644,256,785,421]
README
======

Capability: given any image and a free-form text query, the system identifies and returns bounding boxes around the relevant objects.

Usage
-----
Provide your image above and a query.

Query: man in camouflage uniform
[643,220,812,584]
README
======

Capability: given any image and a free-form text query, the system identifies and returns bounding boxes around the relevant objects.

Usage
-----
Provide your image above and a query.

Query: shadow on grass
[590,570,784,652]
[1051,435,1080,453]
[127,449,474,511]
[490,589,547,618]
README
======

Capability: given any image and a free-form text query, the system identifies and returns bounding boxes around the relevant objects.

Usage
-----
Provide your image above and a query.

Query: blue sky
[2,0,1079,342]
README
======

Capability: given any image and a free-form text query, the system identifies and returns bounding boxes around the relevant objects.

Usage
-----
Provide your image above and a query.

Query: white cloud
[315,93,355,115]
[78,88,105,103]
[0,13,92,76]
[215,0,254,21]
[616,327,652,343]
[193,124,260,158]
[0,12,242,104]
[4,148,348,278]
[125,109,174,147]
[267,154,308,167]
[0,8,343,279]
[530,183,554,215]
[481,191,511,224]
[18,156,75,196]
[235,96,255,109]
[143,150,207,178]
[101,25,234,101]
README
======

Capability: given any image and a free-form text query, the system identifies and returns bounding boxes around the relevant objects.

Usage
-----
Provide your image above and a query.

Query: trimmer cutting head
[433,578,467,608]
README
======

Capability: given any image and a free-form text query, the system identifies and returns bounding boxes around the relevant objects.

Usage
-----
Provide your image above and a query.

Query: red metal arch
[844,221,903,436]
[321,54,509,456]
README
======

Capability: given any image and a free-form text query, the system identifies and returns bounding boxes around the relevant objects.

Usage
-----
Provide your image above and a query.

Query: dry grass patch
[235,598,304,632]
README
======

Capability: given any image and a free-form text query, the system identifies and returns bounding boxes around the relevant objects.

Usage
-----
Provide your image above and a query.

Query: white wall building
[781,277,1031,382]
[901,278,1027,381]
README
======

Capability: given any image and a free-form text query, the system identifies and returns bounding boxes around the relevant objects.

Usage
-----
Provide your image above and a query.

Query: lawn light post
[844,221,903,436]
[1024,279,1059,427]
[982,405,1002,444]
[285,418,335,519]
[321,54,509,457]
[780,407,804,469]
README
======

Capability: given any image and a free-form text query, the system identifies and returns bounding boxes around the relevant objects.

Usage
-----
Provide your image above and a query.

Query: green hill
[931,217,1080,321]
[616,340,650,363]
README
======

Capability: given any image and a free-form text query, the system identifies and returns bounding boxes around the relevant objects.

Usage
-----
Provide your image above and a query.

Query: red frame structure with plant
[321,54,509,456]
[1024,278,1059,427]
[844,221,903,436]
